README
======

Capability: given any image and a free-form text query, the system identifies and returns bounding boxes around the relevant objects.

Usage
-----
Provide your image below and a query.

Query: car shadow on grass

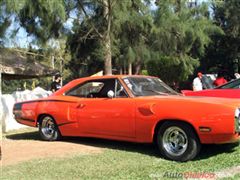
[196,143,239,160]
[66,136,160,157]
[6,131,159,157]
[5,130,240,161]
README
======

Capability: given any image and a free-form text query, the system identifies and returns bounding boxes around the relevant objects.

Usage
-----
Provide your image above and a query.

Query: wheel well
[153,119,200,143]
[37,114,54,127]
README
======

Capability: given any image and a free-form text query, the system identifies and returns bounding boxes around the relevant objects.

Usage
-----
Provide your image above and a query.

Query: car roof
[75,74,156,81]
[53,74,157,96]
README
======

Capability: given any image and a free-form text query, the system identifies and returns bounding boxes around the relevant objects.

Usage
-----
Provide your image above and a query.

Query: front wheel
[39,116,61,141]
[157,122,201,162]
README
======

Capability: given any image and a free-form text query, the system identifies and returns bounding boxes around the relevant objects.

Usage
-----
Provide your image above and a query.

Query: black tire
[156,121,201,162]
[39,115,61,141]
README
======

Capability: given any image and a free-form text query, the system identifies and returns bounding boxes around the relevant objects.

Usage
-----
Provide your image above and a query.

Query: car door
[66,78,136,138]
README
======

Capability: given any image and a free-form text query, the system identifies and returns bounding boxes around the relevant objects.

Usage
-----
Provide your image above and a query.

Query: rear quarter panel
[17,102,38,127]
[35,97,79,136]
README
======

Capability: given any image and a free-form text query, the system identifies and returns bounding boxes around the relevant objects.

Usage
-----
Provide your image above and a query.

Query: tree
[200,0,240,78]
[115,0,152,75]
[67,0,122,75]
[1,0,137,76]
[17,0,66,45]
[66,0,152,76]
[0,0,26,45]
[1,0,227,83]
[147,0,222,83]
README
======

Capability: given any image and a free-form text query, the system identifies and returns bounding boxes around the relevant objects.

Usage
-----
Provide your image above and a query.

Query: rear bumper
[15,118,36,127]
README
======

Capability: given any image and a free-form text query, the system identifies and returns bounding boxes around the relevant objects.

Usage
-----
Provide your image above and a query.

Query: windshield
[122,77,178,96]
[216,79,240,89]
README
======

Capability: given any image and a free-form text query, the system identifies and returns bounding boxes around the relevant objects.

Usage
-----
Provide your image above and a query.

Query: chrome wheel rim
[41,117,56,138]
[162,126,188,156]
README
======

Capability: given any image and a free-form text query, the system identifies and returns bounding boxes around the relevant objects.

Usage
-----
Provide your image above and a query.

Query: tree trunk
[176,0,181,13]
[124,60,127,74]
[104,33,112,75]
[128,62,132,75]
[103,0,112,75]
[134,58,141,75]
[119,67,123,75]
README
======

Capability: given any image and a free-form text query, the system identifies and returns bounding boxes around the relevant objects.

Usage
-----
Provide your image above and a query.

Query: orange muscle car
[13,75,240,161]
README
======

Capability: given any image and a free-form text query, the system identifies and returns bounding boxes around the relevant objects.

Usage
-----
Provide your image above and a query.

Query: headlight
[235,108,240,132]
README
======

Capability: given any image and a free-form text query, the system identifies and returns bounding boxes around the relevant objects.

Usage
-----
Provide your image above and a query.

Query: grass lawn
[1,128,240,180]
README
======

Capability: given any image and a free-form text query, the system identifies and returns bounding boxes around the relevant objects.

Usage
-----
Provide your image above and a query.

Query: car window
[65,79,128,98]
[66,81,104,97]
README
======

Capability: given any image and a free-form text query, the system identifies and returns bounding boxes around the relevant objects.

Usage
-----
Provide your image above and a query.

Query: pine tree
[201,0,240,77]
[148,0,222,83]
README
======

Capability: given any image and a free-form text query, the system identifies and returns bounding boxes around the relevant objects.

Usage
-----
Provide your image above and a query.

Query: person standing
[51,74,62,92]
[213,72,227,87]
[192,72,203,91]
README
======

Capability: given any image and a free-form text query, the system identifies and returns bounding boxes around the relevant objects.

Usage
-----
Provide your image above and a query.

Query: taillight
[13,103,22,111]
[13,103,23,118]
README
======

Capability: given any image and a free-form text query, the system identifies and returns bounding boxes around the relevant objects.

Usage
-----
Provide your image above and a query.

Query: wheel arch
[152,119,200,144]
[37,113,62,141]
[37,114,55,127]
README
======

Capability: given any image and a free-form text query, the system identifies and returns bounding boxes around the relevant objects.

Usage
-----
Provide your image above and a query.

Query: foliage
[0,0,14,45]
[115,0,152,74]
[147,0,222,83]
[2,78,48,94]
[66,0,152,76]
[0,0,71,93]
[18,0,66,45]
[200,0,240,77]
[147,55,198,84]
[0,0,239,87]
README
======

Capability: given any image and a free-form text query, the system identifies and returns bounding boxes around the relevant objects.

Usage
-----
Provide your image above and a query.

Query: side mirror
[107,90,115,98]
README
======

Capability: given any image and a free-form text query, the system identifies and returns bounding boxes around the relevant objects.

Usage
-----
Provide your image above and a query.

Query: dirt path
[1,139,103,166]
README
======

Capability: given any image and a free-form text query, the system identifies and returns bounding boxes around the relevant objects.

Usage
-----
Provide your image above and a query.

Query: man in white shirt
[193,72,203,91]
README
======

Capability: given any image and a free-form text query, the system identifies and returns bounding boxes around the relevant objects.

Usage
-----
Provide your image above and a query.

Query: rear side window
[66,82,104,97]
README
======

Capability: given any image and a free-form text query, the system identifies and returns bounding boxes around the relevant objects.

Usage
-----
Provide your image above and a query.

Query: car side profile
[13,75,240,162]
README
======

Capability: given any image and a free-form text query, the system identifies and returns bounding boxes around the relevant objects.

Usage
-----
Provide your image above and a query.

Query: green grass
[2,128,240,180]
[232,173,240,180]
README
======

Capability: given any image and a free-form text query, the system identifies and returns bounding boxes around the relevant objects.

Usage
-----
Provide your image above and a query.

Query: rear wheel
[39,116,61,141]
[157,121,200,162]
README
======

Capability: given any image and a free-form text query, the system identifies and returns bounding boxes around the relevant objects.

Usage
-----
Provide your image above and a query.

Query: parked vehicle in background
[13,75,240,162]
[182,78,240,98]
